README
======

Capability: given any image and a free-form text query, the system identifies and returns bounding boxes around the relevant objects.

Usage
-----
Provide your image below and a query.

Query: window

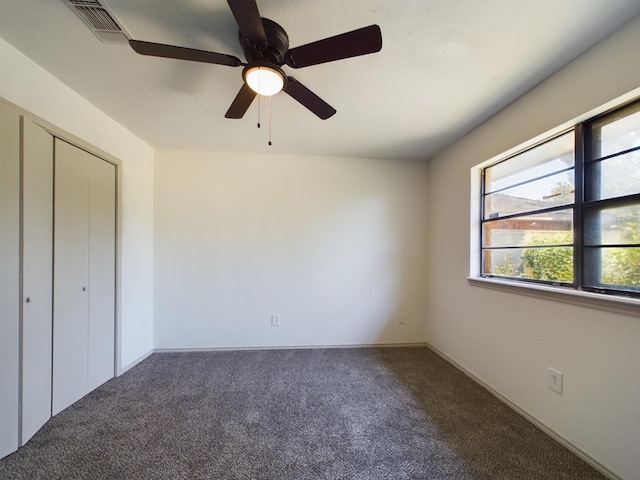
[481,100,640,298]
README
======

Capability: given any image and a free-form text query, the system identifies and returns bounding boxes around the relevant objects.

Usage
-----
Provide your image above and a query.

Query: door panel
[21,120,54,443]
[0,105,20,458]
[88,157,116,391]
[52,140,90,416]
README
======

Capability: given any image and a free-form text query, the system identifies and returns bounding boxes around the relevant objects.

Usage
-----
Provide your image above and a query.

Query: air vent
[65,0,131,44]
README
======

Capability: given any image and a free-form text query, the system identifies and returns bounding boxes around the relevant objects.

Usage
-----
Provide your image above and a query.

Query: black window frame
[480,99,640,299]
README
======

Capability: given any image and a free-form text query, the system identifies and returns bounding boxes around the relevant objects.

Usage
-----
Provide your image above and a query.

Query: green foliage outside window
[495,228,639,287]
[493,253,522,277]
[521,234,573,282]
[602,221,640,287]
[492,233,573,282]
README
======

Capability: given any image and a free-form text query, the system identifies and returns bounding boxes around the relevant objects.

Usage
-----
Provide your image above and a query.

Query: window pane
[483,249,527,277]
[593,108,640,158]
[483,210,573,247]
[483,247,573,282]
[584,204,640,245]
[585,150,640,201]
[484,171,574,218]
[485,132,574,193]
[584,247,640,290]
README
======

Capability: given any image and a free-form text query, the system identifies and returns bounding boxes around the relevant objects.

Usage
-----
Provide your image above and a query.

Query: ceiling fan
[128,0,382,120]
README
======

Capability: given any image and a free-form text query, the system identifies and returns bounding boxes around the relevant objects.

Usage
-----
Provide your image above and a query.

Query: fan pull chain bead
[257,95,261,128]
[268,96,273,146]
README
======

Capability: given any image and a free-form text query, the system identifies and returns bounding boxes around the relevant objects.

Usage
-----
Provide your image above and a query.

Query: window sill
[467,276,640,318]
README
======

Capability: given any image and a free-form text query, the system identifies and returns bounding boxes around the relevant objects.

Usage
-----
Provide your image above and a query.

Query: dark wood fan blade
[227,0,267,44]
[225,83,257,119]
[283,77,336,120]
[130,40,242,67]
[285,24,382,69]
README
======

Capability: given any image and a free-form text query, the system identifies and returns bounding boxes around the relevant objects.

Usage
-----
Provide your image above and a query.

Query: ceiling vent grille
[65,0,131,44]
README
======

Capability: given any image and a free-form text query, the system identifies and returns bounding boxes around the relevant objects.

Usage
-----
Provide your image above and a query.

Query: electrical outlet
[398,314,406,325]
[271,314,280,327]
[548,368,563,394]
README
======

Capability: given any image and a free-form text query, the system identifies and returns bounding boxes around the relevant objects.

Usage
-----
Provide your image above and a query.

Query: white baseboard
[153,342,427,353]
[118,349,154,375]
[424,343,620,480]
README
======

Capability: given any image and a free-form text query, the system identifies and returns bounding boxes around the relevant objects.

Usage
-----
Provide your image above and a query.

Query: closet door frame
[0,99,122,457]
[4,100,121,376]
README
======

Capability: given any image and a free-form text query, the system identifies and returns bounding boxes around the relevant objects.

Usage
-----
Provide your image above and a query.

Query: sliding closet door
[0,105,20,458]
[87,156,116,391]
[21,120,54,443]
[52,139,90,415]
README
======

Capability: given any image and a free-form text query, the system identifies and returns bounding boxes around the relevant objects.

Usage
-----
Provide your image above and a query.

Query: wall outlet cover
[548,367,563,394]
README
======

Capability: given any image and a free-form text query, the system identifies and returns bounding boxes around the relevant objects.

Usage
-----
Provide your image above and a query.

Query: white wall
[154,150,428,349]
[426,15,640,480]
[0,38,154,372]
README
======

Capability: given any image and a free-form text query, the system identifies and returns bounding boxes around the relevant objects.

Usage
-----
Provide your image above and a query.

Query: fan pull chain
[257,95,261,128]
[268,96,273,146]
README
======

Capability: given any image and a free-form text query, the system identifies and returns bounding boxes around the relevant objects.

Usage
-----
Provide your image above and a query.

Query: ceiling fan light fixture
[244,65,285,96]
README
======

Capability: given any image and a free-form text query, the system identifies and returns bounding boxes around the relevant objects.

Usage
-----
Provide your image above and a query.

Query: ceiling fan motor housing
[240,18,289,65]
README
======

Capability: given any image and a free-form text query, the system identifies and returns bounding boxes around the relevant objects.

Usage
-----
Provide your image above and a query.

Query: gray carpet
[0,347,606,479]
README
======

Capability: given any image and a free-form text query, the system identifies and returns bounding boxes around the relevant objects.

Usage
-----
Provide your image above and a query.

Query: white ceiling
[1,1,639,161]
